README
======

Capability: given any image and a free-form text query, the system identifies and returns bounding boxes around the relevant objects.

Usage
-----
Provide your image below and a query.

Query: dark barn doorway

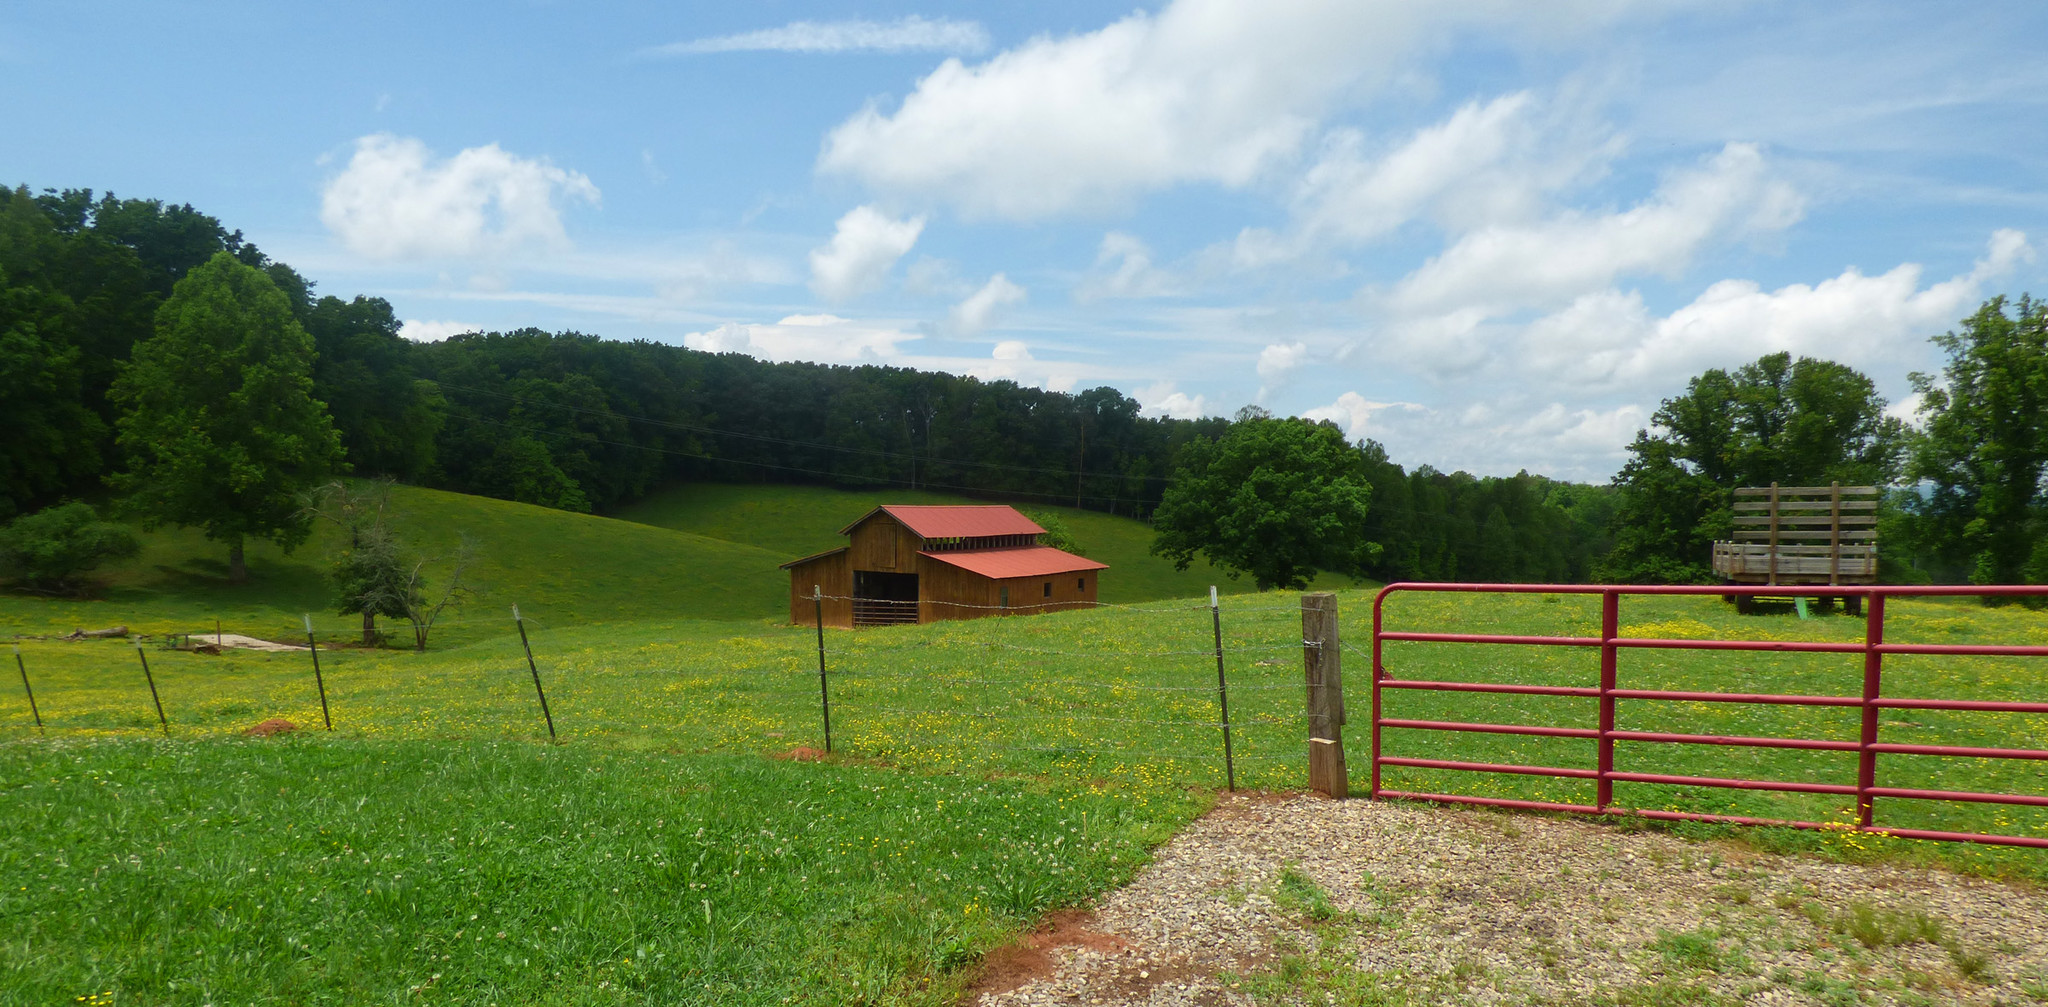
[853,571,919,627]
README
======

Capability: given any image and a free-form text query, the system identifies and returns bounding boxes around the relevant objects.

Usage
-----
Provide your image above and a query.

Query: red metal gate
[1369,583,2048,848]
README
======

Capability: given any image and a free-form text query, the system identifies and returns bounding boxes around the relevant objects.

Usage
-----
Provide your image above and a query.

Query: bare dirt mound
[242,718,298,737]
[773,746,829,762]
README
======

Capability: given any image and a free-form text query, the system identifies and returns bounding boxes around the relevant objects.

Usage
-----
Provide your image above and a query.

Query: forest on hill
[6,181,2041,588]
[0,183,1616,584]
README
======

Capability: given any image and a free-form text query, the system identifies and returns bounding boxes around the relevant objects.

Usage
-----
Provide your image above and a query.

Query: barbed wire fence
[2,592,1328,792]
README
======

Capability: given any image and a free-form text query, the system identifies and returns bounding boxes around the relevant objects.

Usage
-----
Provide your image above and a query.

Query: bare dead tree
[399,536,476,651]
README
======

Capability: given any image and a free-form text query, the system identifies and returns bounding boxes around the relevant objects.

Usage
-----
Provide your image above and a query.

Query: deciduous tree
[1907,295,2048,585]
[110,252,343,582]
[1150,416,1376,590]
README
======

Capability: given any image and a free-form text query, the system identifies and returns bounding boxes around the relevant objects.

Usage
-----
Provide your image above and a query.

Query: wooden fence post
[1302,592,1348,798]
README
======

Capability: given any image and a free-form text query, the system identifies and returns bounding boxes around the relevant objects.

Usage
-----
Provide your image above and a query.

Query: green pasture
[6,584,2045,881]
[1,738,1201,1006]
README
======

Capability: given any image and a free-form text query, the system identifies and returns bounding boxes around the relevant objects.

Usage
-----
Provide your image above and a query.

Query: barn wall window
[1078,577,1086,591]
[999,586,1009,608]
[1043,582,1052,598]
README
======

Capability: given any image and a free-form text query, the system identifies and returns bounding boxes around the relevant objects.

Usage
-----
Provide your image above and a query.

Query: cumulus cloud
[1299,392,1426,442]
[809,205,925,300]
[644,16,989,57]
[1387,142,1804,319]
[1521,228,2034,390]
[682,314,922,363]
[818,0,1644,219]
[397,319,481,343]
[1255,341,1310,399]
[1135,381,1212,421]
[948,273,1027,335]
[320,134,599,260]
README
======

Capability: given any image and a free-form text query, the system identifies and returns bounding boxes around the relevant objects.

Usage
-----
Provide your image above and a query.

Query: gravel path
[975,794,2048,1006]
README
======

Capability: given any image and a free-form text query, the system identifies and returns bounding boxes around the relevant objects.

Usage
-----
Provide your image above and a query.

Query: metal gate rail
[1369,583,2048,849]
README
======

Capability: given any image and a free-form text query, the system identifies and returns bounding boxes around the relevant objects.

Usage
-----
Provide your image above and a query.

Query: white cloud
[682,313,922,363]
[809,205,925,300]
[1299,391,1426,442]
[1522,228,2034,390]
[1256,341,1309,380]
[1078,232,1182,301]
[992,340,1032,361]
[320,134,599,260]
[1135,381,1212,420]
[1255,341,1310,399]
[818,0,1648,219]
[644,16,989,57]
[397,319,481,342]
[1387,142,1804,318]
[949,273,1027,335]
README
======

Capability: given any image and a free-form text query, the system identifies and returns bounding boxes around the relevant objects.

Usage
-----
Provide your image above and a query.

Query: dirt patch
[772,746,829,762]
[976,792,2048,1006]
[242,718,298,738]
[968,909,1130,998]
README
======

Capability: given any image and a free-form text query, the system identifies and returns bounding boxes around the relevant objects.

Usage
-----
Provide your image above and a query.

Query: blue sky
[7,1,2046,481]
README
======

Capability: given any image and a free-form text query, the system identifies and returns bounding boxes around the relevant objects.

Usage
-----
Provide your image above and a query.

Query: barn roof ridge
[838,504,1047,539]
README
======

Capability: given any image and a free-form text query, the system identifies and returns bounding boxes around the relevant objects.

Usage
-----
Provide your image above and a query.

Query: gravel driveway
[974,793,2048,1006]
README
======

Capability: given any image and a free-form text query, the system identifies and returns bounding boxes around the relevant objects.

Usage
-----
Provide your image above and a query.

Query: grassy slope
[1,485,788,643]
[610,481,1366,605]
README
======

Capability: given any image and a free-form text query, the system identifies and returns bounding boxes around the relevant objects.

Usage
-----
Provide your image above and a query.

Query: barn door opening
[853,571,919,627]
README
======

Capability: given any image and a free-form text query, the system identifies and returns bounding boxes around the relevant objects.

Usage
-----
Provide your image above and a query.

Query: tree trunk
[228,539,247,583]
[362,610,377,647]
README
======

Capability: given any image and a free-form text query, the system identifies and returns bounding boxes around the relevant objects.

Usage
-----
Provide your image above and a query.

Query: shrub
[0,502,140,593]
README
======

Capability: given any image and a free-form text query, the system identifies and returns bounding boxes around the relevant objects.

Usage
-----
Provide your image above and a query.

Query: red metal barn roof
[919,546,1108,579]
[842,505,1047,539]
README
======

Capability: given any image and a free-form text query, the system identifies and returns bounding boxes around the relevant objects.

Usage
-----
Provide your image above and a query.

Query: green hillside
[611,482,1361,604]
[0,485,787,643]
[0,480,1360,645]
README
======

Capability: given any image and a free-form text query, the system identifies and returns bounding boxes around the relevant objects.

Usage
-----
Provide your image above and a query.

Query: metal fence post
[1302,592,1347,798]
[814,585,832,754]
[1597,590,1619,811]
[14,645,42,730]
[1858,592,1885,827]
[1210,586,1236,792]
[135,641,167,736]
[513,605,556,742]
[303,614,332,731]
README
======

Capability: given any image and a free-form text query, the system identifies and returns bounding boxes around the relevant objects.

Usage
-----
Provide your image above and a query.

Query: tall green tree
[1150,415,1376,590]
[1907,295,2048,585]
[1602,352,1906,582]
[110,252,344,582]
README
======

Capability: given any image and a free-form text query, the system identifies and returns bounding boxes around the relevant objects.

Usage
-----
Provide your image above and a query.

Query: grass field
[7,483,2048,1002]
[7,584,2046,881]
[1,738,1201,1005]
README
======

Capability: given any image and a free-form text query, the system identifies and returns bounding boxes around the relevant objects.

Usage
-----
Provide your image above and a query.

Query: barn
[782,505,1108,628]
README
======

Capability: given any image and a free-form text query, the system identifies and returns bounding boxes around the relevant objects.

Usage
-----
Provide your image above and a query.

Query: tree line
[6,180,2039,595]
[1,182,1625,591]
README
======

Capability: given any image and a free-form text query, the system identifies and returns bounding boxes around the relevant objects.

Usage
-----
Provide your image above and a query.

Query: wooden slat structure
[1711,483,1878,591]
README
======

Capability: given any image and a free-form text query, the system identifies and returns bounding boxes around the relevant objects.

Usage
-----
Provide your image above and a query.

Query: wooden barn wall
[913,557,1100,623]
[997,570,1098,615]
[916,556,1001,622]
[787,552,852,628]
[846,516,922,573]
